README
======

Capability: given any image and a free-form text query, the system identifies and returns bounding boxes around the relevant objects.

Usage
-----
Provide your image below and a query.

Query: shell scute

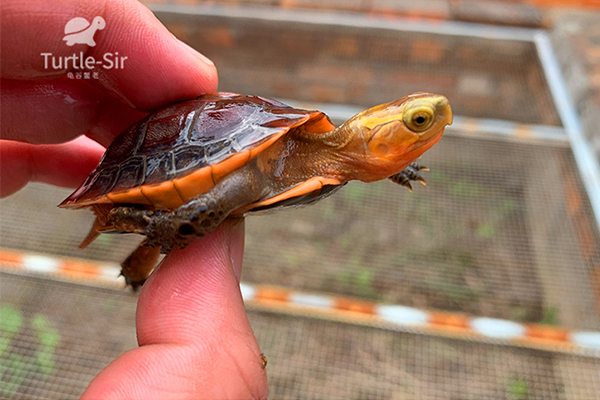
[144,154,175,185]
[173,146,207,174]
[140,101,199,153]
[112,157,146,193]
[101,119,145,166]
[61,93,332,208]
[87,168,118,199]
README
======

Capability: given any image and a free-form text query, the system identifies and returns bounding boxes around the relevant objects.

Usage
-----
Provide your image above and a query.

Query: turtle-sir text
[41,52,128,71]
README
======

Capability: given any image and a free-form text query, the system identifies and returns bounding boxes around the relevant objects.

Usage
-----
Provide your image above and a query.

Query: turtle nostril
[178,223,196,236]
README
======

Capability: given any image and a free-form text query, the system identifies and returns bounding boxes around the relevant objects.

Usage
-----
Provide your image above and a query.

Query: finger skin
[81,220,269,400]
[1,0,218,110]
[1,0,219,194]
[1,0,218,146]
[1,78,146,146]
[0,136,105,197]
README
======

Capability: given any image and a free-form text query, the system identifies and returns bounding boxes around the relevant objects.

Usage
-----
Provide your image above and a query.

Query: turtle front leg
[389,162,429,191]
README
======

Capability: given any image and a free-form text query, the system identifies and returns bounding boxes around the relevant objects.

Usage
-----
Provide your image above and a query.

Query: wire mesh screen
[0,273,137,400]
[0,184,143,264]
[244,135,600,330]
[2,5,600,400]
[2,272,600,400]
[2,133,599,331]
[157,11,561,126]
[250,310,600,400]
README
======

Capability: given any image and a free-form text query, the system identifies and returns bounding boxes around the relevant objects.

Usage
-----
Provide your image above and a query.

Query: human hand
[1,0,217,196]
[82,219,268,399]
[1,1,268,398]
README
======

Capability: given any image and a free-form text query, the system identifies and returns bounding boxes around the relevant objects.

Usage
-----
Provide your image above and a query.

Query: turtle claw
[411,163,429,172]
[119,268,146,292]
[126,276,146,292]
[120,242,159,292]
[389,162,429,191]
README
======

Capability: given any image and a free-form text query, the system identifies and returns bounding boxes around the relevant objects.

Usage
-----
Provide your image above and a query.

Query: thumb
[81,219,268,400]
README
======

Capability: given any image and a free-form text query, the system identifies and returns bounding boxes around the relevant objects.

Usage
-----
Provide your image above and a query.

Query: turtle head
[342,93,452,181]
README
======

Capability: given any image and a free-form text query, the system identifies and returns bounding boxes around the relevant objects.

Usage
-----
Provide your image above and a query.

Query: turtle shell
[60,93,334,210]
[64,17,90,34]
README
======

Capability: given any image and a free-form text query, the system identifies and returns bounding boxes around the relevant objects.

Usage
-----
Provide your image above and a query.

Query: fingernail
[178,39,215,67]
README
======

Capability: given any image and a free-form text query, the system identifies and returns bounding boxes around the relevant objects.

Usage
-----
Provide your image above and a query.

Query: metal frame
[534,32,600,234]
[149,3,600,232]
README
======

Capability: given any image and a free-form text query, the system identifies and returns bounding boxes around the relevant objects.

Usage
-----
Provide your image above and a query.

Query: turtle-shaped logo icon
[63,16,106,46]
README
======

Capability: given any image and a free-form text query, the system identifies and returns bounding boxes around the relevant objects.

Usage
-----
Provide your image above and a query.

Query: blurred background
[2,0,600,399]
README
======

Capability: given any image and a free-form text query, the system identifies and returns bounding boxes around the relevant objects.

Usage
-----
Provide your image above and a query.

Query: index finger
[1,0,218,111]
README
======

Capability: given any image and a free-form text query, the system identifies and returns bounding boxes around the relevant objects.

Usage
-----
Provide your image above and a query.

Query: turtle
[60,92,452,289]
[63,16,106,46]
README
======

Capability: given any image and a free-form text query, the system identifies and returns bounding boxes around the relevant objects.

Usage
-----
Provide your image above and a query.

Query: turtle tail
[79,204,114,248]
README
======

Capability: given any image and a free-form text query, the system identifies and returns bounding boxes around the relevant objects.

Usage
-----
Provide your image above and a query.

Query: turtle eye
[404,106,434,132]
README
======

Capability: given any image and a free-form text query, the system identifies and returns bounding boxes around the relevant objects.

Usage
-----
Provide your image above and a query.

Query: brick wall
[144,0,600,28]
[156,11,560,125]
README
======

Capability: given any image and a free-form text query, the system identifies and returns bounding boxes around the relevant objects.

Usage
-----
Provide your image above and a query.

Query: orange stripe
[60,260,101,279]
[0,250,23,267]
[334,297,376,314]
[256,287,291,302]
[212,151,251,184]
[525,324,569,342]
[248,129,291,159]
[429,312,470,332]
[302,112,335,134]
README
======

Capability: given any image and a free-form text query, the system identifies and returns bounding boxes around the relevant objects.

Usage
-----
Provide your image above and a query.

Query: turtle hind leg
[108,197,231,254]
[389,162,429,191]
[108,169,263,253]
[108,201,227,290]
[121,241,160,291]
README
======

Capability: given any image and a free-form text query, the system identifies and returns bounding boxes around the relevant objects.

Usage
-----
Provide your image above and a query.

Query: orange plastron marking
[211,151,252,184]
[106,187,152,207]
[172,166,214,204]
[234,176,343,214]
[140,181,185,209]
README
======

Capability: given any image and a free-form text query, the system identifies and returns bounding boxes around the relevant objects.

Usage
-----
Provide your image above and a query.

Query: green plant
[507,376,529,400]
[540,307,560,326]
[0,306,61,397]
